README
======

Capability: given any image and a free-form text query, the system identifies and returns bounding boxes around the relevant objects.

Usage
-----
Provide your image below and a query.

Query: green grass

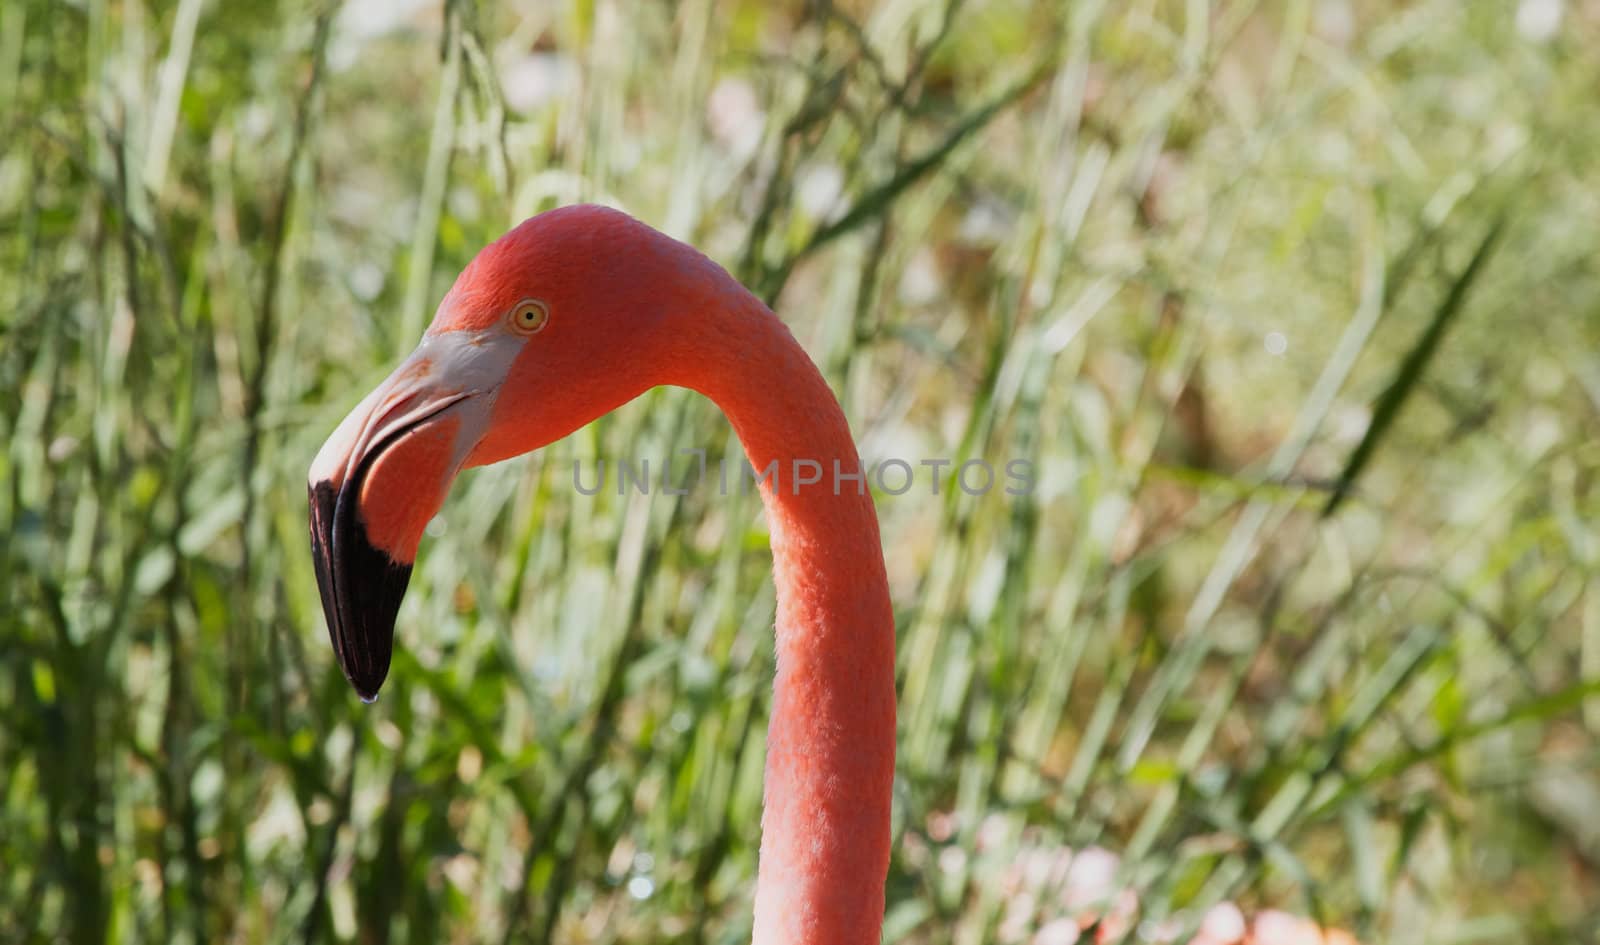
[4,1,1600,942]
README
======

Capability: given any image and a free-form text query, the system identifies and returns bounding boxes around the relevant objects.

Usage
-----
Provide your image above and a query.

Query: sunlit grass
[4,1,1600,943]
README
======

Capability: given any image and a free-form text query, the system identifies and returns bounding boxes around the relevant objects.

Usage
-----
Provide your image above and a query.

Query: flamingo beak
[307,331,509,701]
[308,471,411,703]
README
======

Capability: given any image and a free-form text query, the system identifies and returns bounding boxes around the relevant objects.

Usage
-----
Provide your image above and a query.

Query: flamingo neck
[687,294,896,945]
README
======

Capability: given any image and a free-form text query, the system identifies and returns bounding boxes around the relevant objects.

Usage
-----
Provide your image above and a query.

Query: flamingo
[309,204,894,944]
[308,205,1360,945]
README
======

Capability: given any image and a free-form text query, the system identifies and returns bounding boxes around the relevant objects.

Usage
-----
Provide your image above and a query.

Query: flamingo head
[308,205,708,699]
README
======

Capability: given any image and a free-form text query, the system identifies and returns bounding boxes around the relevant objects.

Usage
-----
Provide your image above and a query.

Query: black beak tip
[309,479,412,705]
[336,647,392,704]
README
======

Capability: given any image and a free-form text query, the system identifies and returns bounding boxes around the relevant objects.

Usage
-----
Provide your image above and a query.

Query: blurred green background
[5,0,1600,942]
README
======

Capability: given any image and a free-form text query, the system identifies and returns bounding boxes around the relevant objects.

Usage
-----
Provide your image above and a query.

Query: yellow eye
[509,299,550,334]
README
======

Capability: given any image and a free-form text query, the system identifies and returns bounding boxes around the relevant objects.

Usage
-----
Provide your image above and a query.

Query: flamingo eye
[509,299,550,334]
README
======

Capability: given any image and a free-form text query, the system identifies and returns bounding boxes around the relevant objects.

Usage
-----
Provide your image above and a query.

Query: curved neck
[685,292,896,945]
